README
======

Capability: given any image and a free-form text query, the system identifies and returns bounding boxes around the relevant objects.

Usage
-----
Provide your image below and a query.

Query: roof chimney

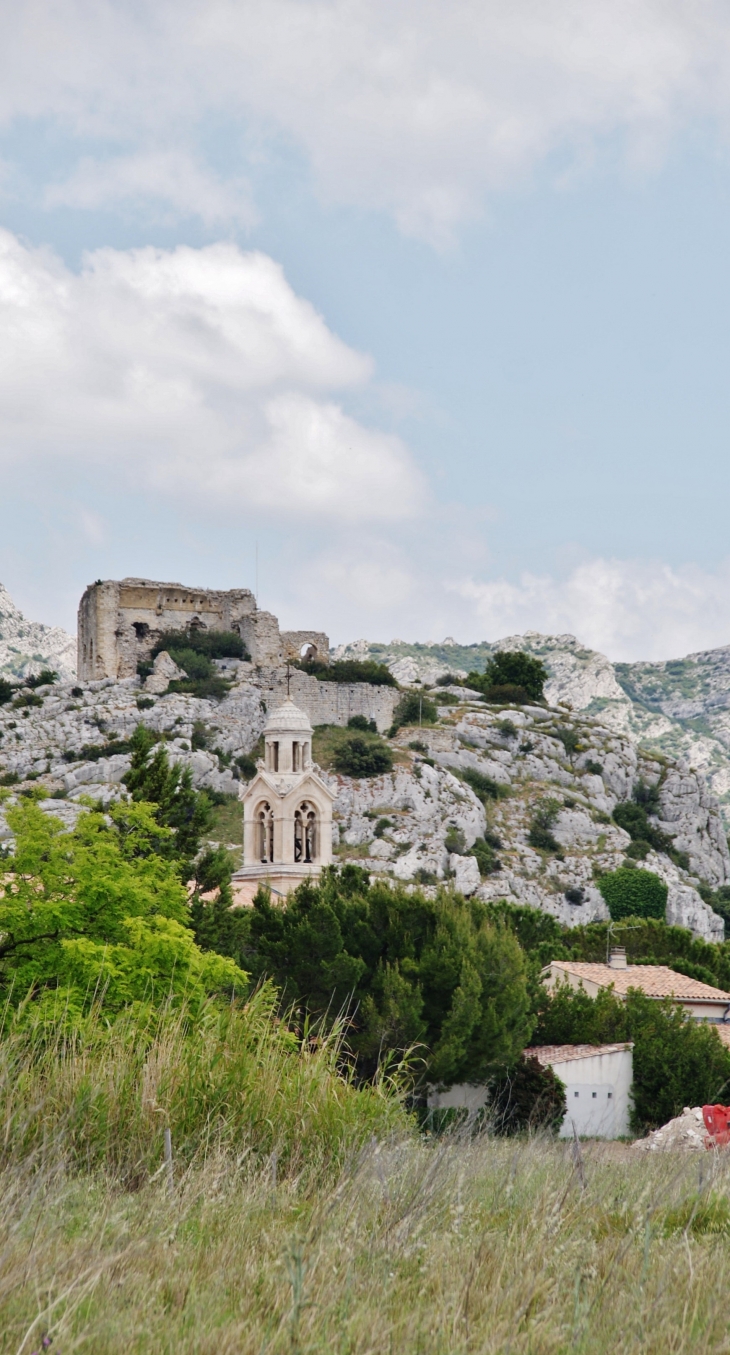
[609,947,628,970]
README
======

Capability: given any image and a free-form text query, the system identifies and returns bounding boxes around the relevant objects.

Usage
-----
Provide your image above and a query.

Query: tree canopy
[466,650,548,703]
[0,797,247,1023]
[243,868,533,1086]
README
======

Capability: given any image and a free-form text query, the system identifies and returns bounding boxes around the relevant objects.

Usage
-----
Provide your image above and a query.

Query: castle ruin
[77,578,329,682]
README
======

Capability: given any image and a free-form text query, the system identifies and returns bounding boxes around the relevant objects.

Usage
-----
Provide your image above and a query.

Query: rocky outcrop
[0,632,727,942]
[0,583,76,680]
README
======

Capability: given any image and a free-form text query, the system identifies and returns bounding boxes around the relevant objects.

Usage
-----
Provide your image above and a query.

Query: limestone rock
[144,650,186,694]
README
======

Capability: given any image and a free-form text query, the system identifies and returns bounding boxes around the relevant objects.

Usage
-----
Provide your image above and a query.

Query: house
[544,948,730,1025]
[525,1044,633,1138]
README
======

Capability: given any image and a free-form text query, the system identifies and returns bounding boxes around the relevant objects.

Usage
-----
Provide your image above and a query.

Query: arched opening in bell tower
[257,801,274,863]
[294,801,318,863]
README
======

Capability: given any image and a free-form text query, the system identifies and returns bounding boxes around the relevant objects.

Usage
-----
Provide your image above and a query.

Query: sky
[3,2,730,660]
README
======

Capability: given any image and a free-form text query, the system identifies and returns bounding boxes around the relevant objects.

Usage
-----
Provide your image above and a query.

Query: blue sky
[3,1,730,659]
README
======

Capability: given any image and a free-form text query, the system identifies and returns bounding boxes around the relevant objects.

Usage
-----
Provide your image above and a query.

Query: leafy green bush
[71,685,84,698]
[462,767,509,802]
[434,691,458,705]
[391,692,438,729]
[534,984,730,1130]
[152,628,248,661]
[332,736,394,777]
[444,826,466,854]
[25,668,59,688]
[554,726,582,759]
[528,799,562,854]
[348,714,377,732]
[136,696,155,710]
[598,867,668,921]
[374,817,393,837]
[0,797,246,1015]
[499,719,517,738]
[298,658,396,686]
[123,724,215,866]
[469,836,502,876]
[0,679,13,706]
[488,1055,567,1135]
[246,869,533,1087]
[408,740,428,754]
[466,651,548,703]
[585,758,603,775]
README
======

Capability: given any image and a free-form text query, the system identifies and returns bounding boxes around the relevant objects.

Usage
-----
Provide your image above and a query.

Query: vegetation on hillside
[465,650,548,704]
[242,869,533,1087]
[297,657,397,685]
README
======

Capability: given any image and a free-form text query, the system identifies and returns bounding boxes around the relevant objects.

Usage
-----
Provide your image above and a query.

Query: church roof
[264,697,312,734]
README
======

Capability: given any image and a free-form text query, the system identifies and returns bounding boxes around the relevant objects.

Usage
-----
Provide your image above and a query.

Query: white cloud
[4,2,730,239]
[0,229,424,522]
[45,151,257,229]
[453,557,730,661]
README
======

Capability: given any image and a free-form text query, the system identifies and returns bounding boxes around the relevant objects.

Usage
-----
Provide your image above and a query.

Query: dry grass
[4,1132,730,1352]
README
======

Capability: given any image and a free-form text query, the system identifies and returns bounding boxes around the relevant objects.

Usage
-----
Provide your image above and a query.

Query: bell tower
[233,698,336,902]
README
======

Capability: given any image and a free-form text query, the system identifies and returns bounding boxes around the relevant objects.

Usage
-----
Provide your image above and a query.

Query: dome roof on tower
[264,697,312,735]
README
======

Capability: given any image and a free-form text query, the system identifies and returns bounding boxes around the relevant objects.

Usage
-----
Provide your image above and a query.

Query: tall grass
[0,985,409,1187]
[2,1131,730,1352]
[3,996,730,1351]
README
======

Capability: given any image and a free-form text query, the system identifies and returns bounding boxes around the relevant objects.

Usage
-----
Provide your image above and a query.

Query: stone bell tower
[232,697,336,900]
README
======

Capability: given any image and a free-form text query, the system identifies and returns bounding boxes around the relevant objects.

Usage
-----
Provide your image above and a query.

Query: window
[267,740,279,772]
[257,802,274,863]
[292,742,300,772]
[592,1092,597,1099]
[574,1092,579,1098]
[294,801,318,863]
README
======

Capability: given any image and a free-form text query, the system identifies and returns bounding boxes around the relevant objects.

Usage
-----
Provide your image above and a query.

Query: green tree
[390,692,438,730]
[466,651,548,703]
[123,725,214,868]
[332,736,393,777]
[0,799,247,1019]
[246,869,533,1086]
[598,867,668,921]
[533,982,730,1130]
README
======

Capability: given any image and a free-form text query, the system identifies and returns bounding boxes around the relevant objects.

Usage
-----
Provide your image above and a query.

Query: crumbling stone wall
[77,578,330,682]
[257,667,400,733]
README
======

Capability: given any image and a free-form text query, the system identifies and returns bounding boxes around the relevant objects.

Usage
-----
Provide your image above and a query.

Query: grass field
[4,1129,730,1352]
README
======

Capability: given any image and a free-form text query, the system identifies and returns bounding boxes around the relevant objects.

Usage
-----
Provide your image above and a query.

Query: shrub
[71,685,84,698]
[564,886,585,905]
[528,799,562,854]
[408,740,428,754]
[391,692,438,729]
[598,867,668,921]
[462,767,509,802]
[488,1055,567,1135]
[299,658,396,686]
[374,817,393,837]
[434,691,458,705]
[584,758,603,775]
[332,736,394,777]
[12,690,42,709]
[152,628,248,661]
[348,714,377,732]
[136,696,155,710]
[466,652,548,703]
[26,668,59,688]
[444,826,466,855]
[554,726,582,759]
[499,719,517,738]
[470,836,502,876]
[0,679,15,705]
[436,673,455,686]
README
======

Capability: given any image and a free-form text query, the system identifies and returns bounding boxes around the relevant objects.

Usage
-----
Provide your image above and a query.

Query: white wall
[554,1048,633,1139]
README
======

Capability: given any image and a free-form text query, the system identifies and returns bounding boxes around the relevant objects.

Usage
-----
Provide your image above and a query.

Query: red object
[702,1104,730,1147]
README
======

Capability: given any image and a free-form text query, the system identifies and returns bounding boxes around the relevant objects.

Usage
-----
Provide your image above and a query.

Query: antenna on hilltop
[286,660,291,697]
[255,541,259,604]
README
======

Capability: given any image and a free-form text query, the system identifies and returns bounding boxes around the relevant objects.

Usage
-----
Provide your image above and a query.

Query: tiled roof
[526,1043,632,1065]
[713,1025,730,1049]
[549,961,730,1003]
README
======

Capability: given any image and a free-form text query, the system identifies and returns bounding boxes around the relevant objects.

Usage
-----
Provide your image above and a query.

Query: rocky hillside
[0,584,76,680]
[0,656,726,943]
[335,634,730,827]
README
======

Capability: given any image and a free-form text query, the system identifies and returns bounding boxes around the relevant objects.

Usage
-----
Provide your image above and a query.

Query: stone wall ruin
[77,578,329,682]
